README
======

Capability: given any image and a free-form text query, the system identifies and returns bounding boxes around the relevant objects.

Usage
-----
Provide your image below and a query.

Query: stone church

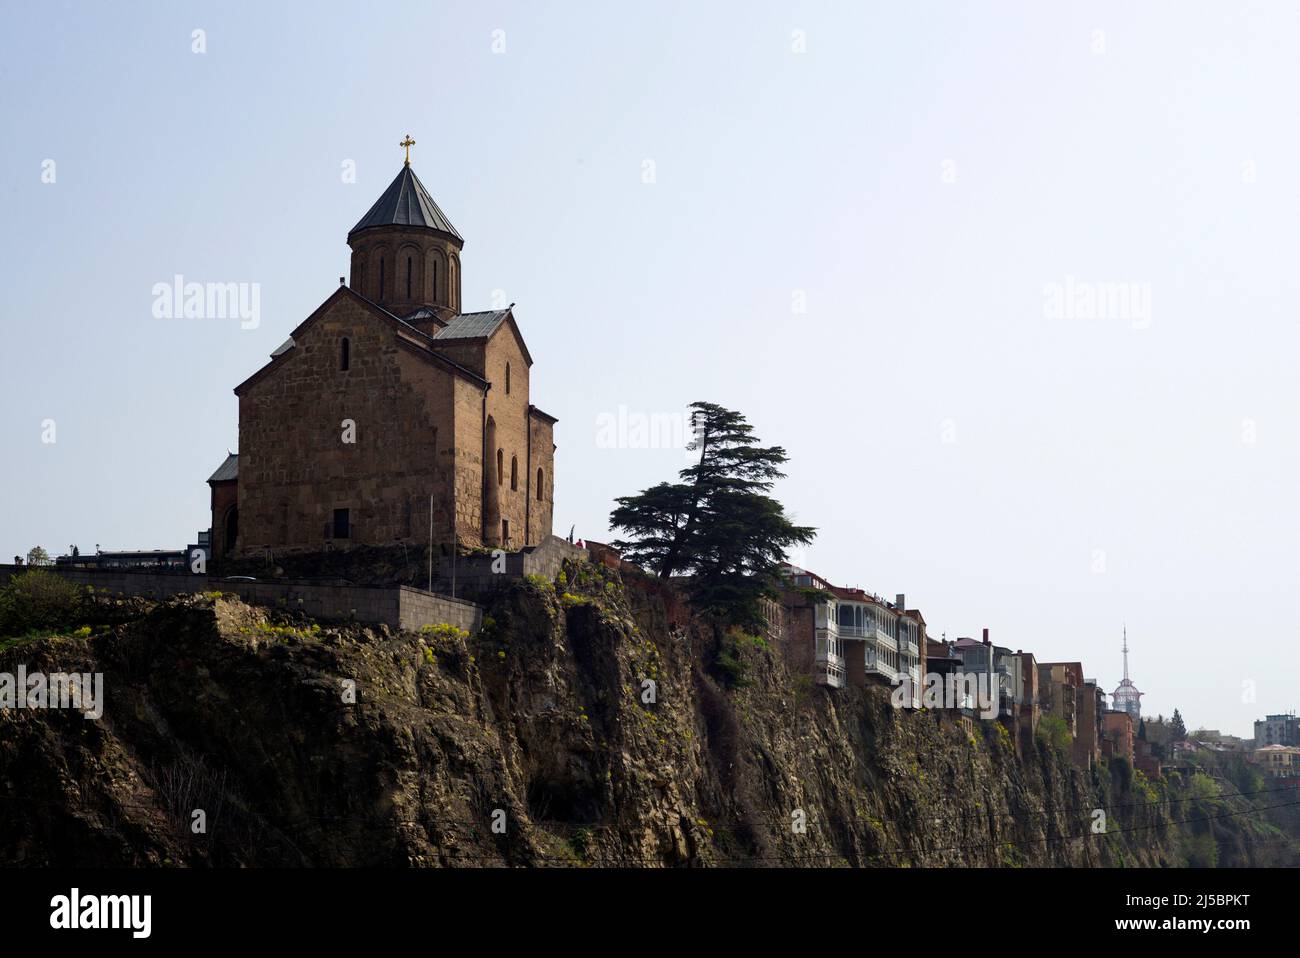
[207,145,556,560]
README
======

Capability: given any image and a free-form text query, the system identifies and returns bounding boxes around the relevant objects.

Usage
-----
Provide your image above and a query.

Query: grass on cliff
[0,571,150,649]
[0,570,88,643]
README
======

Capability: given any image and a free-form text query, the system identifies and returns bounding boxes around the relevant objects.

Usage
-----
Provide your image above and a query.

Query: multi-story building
[1038,662,1084,736]
[780,565,924,701]
[1254,713,1299,748]
[953,632,1021,720]
[780,566,843,689]
[1103,710,1135,761]
[1071,678,1105,769]
[831,586,899,687]
[1250,745,1300,780]
[1017,650,1040,748]
[925,638,966,700]
[1134,736,1162,779]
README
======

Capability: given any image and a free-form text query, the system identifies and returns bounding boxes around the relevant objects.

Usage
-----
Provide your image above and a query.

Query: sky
[2,1,1297,736]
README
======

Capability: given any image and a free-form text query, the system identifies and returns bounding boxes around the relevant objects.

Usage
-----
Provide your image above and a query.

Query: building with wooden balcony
[779,564,844,688]
[779,564,925,700]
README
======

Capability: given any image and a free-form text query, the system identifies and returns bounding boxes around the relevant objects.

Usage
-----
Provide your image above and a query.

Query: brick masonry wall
[236,294,460,556]
[210,479,237,559]
[528,412,555,545]
[0,565,480,635]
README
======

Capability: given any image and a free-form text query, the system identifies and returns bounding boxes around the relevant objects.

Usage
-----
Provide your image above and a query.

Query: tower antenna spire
[1122,623,1130,682]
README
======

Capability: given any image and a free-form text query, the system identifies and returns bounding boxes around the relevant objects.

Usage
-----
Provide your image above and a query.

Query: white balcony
[865,647,899,684]
[817,657,846,688]
[839,624,868,639]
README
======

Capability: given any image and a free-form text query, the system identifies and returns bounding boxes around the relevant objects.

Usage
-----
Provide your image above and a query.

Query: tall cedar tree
[1171,709,1187,742]
[610,402,815,628]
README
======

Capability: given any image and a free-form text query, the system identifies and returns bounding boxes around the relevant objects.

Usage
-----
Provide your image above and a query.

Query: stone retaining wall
[0,565,481,635]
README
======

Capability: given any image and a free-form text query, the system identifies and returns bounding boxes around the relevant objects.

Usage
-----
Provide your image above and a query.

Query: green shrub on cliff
[0,569,84,639]
[420,622,470,643]
[1036,715,1071,756]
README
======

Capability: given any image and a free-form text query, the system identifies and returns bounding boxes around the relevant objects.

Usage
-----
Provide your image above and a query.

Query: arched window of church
[431,262,438,301]
[505,363,511,394]
[340,337,350,371]
[406,256,413,299]
[379,258,386,299]
[536,468,544,500]
[497,449,504,486]
[511,456,518,491]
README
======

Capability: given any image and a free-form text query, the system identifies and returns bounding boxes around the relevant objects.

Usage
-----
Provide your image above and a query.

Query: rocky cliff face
[0,563,1293,867]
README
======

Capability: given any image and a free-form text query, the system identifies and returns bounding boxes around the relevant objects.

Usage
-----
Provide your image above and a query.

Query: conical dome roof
[349,165,462,241]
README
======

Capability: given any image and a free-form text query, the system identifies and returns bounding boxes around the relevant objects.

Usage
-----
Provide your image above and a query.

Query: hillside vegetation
[0,564,1296,867]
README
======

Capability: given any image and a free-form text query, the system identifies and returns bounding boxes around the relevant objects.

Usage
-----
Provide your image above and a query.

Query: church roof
[208,453,238,483]
[433,309,512,341]
[349,165,462,240]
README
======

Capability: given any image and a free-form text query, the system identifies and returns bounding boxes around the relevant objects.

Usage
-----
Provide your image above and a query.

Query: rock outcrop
[1,564,1294,866]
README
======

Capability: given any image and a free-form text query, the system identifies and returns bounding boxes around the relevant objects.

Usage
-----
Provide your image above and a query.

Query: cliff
[1,563,1295,867]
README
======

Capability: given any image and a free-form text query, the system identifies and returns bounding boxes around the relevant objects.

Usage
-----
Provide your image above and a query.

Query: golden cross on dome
[400,134,416,166]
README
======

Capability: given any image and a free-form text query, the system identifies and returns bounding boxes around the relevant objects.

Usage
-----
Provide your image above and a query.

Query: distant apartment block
[1254,712,1299,748]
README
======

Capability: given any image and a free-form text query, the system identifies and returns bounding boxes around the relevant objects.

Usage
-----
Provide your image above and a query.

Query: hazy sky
[3,1,1297,736]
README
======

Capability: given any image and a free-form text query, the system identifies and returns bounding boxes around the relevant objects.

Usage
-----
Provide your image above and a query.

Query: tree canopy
[610,402,814,628]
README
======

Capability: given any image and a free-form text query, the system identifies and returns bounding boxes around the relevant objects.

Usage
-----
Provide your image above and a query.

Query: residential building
[1250,745,1300,780]
[780,564,925,700]
[1038,661,1084,736]
[1017,650,1040,751]
[1103,710,1135,761]
[1133,737,1162,779]
[1073,678,1104,769]
[780,566,843,689]
[1254,713,1300,748]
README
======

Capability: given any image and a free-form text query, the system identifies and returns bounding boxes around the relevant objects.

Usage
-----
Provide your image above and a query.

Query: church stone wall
[440,326,550,548]
[528,413,555,544]
[348,225,463,317]
[236,296,460,556]
[450,374,487,547]
[209,479,238,558]
[483,329,532,548]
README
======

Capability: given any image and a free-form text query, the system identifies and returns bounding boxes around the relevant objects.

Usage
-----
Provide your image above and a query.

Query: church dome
[348,164,462,242]
[346,145,464,315]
